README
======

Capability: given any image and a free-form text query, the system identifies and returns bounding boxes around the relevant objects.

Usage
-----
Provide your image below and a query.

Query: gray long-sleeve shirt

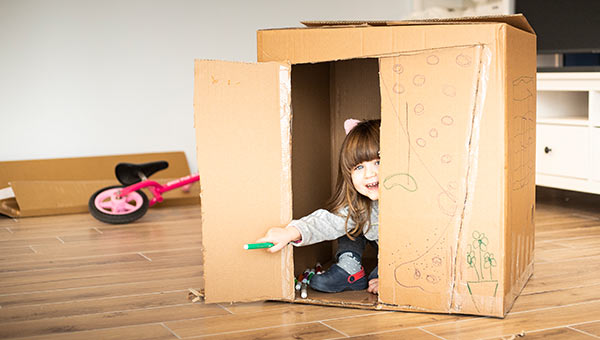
[288,201,379,247]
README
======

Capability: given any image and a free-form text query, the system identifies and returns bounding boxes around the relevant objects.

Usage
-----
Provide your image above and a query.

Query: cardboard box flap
[194,60,294,303]
[0,152,199,217]
[301,14,534,34]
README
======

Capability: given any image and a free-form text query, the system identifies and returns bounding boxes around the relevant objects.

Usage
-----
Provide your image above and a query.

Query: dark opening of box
[289,58,381,304]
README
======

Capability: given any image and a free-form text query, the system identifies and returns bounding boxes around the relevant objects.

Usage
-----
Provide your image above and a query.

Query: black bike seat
[115,161,169,186]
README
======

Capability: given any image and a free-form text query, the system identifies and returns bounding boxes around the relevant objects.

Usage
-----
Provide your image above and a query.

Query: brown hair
[326,119,380,239]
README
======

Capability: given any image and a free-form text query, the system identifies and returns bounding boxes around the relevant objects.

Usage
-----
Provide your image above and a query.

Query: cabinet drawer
[592,128,600,181]
[536,124,589,179]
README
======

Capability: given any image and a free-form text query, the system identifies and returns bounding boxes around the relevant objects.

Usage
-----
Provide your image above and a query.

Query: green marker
[244,242,274,250]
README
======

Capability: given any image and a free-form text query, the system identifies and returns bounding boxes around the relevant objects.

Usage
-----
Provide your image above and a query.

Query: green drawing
[483,252,497,280]
[383,173,418,192]
[466,231,496,281]
[466,230,498,312]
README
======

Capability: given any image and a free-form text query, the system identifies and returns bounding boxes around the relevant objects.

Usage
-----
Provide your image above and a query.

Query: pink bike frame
[119,174,199,207]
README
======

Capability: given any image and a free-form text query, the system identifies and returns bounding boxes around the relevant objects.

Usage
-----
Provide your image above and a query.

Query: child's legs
[309,235,368,292]
[335,234,367,261]
[367,240,378,279]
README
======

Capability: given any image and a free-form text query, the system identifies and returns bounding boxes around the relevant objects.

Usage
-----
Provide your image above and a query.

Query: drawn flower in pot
[466,230,499,308]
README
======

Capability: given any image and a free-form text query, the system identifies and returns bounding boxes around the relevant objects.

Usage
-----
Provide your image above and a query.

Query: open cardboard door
[194,60,295,303]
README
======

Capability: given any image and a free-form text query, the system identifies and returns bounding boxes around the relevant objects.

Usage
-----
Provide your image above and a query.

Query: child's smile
[351,159,380,200]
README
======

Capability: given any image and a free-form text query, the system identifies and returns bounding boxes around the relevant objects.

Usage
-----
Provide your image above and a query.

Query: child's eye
[375,160,380,166]
[354,164,364,171]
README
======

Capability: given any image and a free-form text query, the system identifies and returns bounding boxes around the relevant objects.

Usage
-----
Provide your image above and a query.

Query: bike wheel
[88,185,149,224]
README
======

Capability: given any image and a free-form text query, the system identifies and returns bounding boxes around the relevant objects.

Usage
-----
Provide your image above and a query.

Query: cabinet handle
[544,146,552,154]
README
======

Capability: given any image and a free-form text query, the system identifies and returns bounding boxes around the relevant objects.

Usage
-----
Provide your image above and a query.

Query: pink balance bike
[88,161,199,224]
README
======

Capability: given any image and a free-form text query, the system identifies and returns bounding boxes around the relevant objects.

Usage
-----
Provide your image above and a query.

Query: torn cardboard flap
[0,152,200,218]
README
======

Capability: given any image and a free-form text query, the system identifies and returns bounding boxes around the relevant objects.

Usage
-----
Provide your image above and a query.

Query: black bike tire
[88,185,149,224]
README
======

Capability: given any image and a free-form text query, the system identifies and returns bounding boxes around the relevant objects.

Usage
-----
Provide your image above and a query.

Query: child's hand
[367,278,379,294]
[256,226,301,253]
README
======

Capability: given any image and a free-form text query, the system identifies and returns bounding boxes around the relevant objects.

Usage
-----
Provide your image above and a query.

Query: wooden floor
[2,192,600,340]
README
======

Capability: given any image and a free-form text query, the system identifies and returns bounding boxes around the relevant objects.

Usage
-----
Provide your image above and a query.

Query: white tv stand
[536,72,600,194]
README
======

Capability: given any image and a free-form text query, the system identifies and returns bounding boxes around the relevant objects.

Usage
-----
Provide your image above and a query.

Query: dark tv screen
[515,0,600,54]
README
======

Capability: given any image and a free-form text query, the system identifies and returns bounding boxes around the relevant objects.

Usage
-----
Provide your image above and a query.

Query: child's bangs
[342,130,380,170]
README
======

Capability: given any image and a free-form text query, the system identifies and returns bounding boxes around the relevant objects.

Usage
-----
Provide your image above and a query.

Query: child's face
[351,159,380,200]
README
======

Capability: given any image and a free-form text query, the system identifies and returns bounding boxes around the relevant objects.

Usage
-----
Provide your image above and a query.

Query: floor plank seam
[537,235,600,244]
[0,289,189,309]
[568,326,600,339]
[532,253,600,264]
[544,240,577,249]
[519,282,600,297]
[216,304,233,314]
[0,246,202,264]
[160,322,182,339]
[0,252,202,273]
[318,310,392,323]
[318,320,349,338]
[0,268,200,292]
[508,298,600,315]
[481,321,600,340]
[0,279,198,297]
[569,319,600,327]
[479,329,528,340]
[138,252,153,262]
[570,213,600,220]
[0,302,202,325]
[3,318,186,339]
[419,327,448,340]
[420,316,487,332]
[164,310,390,338]
[179,321,321,339]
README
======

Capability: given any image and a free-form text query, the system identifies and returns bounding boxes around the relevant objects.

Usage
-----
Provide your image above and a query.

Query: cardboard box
[195,15,536,317]
[0,152,200,218]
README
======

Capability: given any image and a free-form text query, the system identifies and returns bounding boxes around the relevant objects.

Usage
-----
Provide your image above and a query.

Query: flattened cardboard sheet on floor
[0,152,200,217]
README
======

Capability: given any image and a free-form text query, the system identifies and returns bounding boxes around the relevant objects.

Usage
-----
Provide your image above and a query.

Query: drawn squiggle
[383,173,418,192]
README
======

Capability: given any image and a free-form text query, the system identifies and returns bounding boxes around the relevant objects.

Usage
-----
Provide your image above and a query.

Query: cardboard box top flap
[258,14,533,66]
[194,60,294,303]
[300,14,534,34]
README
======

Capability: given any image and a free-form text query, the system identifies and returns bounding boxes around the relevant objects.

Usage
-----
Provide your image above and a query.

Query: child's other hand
[367,278,379,294]
[256,226,301,253]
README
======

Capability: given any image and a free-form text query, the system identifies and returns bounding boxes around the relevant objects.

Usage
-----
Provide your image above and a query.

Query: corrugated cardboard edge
[300,14,534,34]
[281,295,508,317]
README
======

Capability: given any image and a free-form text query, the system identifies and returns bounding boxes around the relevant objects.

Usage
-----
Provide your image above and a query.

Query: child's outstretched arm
[256,226,301,253]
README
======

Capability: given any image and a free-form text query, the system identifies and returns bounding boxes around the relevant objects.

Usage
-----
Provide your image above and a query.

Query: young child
[256,119,381,294]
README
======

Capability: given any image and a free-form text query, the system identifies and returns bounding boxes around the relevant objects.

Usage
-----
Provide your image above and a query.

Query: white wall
[0,0,412,173]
